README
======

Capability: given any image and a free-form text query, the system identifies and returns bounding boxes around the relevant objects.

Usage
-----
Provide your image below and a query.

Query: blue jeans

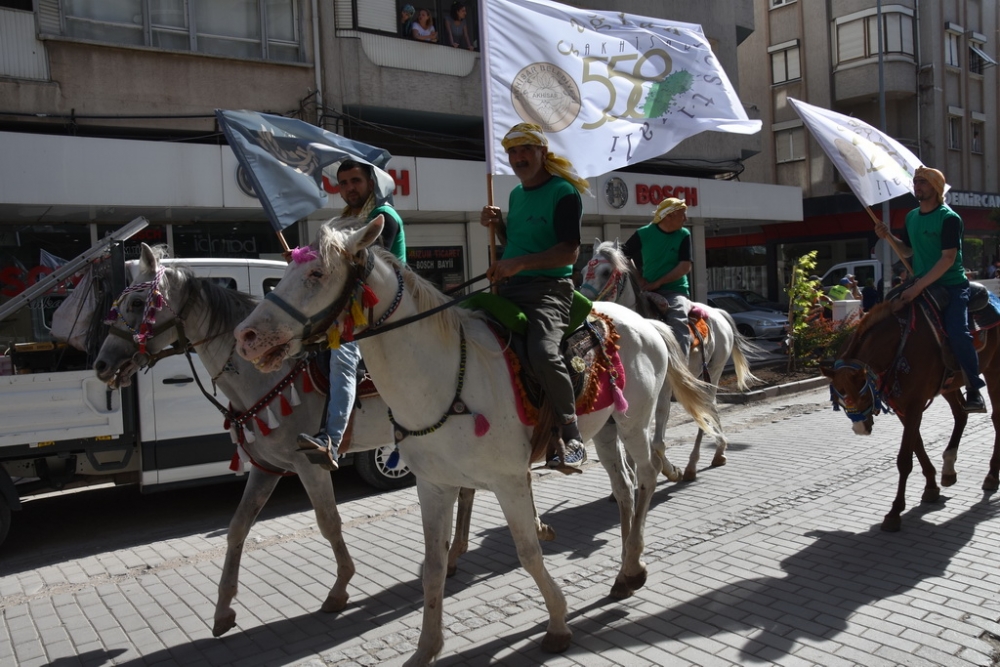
[324,341,361,443]
[942,283,986,391]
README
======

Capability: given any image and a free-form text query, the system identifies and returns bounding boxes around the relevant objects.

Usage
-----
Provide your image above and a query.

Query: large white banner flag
[788,97,942,207]
[481,0,761,178]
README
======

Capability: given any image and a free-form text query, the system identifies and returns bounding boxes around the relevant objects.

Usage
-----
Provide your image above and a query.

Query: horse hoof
[921,488,941,503]
[881,516,901,532]
[447,564,458,578]
[941,473,957,487]
[624,568,647,592]
[983,475,1000,491]
[540,630,572,654]
[538,525,557,542]
[710,454,727,467]
[321,593,348,613]
[212,611,237,637]
[662,465,682,482]
[609,580,635,599]
[683,468,697,482]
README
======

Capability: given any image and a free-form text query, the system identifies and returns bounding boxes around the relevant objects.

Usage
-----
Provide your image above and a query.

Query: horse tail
[651,320,721,437]
[718,309,761,392]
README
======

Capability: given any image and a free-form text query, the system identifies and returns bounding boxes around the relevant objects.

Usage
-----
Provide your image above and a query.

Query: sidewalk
[3,384,1000,666]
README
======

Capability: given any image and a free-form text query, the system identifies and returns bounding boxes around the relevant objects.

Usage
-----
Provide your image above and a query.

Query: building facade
[1,0,800,350]
[738,0,999,290]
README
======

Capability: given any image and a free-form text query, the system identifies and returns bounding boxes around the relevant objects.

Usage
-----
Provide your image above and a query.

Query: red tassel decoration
[223,417,231,430]
[229,452,240,472]
[254,415,272,436]
[612,382,629,414]
[302,372,314,393]
[362,284,379,308]
[342,315,355,342]
[474,413,490,437]
[280,393,292,416]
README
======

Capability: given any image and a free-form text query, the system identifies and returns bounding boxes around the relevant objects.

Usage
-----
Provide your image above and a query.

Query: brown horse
[823,300,1000,532]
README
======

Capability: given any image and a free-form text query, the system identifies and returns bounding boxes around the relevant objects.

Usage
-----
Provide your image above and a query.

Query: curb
[717,375,830,404]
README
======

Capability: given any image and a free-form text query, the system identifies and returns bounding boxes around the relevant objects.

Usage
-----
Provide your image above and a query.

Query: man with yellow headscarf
[622,197,694,358]
[875,166,986,413]
[480,123,589,469]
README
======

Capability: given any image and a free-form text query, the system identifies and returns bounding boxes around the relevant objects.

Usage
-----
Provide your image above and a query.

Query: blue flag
[216,109,396,232]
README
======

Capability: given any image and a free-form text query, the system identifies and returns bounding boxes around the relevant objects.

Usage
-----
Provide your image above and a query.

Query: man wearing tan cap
[480,123,591,469]
[875,166,986,413]
[622,197,693,357]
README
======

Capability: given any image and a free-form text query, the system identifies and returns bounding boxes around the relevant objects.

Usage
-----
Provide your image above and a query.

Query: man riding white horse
[622,197,694,358]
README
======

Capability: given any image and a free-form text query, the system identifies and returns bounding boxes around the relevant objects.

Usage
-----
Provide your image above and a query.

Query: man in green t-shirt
[297,160,407,468]
[622,197,693,357]
[480,123,591,469]
[875,165,986,413]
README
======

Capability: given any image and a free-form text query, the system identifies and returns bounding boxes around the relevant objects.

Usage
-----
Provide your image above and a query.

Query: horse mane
[186,270,258,337]
[593,240,634,276]
[316,217,472,339]
[840,300,895,359]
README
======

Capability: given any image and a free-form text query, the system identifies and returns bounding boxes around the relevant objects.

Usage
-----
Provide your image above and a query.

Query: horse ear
[613,238,620,251]
[139,242,157,274]
[347,215,385,254]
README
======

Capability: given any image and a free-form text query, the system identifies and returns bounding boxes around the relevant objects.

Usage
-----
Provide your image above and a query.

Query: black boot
[964,388,987,414]
[297,432,339,470]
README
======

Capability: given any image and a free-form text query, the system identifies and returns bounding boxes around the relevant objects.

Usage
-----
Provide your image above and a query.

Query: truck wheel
[355,445,415,490]
[0,496,11,547]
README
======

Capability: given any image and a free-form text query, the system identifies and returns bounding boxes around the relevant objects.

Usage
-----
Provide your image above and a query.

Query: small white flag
[480,0,760,178]
[788,97,944,207]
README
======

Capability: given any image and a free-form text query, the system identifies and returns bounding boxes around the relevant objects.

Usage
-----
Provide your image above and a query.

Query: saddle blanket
[491,313,626,427]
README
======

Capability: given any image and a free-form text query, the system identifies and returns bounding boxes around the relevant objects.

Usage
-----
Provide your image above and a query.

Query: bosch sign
[635,184,698,207]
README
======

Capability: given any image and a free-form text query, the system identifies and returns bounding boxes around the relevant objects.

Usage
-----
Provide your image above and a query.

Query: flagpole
[479,0,498,292]
[863,205,912,275]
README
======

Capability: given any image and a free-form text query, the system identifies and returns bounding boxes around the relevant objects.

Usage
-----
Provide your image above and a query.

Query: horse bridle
[580,256,626,303]
[829,359,892,423]
[106,266,199,369]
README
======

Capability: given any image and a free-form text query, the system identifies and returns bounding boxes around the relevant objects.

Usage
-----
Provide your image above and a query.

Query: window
[770,43,801,84]
[971,121,984,154]
[775,127,805,163]
[969,42,998,75]
[948,116,962,150]
[945,31,961,67]
[395,1,478,50]
[836,10,914,64]
[51,0,303,62]
[770,0,795,7]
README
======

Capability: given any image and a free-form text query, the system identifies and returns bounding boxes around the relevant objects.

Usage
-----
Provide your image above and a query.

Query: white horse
[91,244,427,637]
[579,240,759,481]
[233,216,720,665]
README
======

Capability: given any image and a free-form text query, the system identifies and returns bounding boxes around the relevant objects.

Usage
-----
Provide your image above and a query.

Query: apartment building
[738,0,999,293]
[0,0,798,319]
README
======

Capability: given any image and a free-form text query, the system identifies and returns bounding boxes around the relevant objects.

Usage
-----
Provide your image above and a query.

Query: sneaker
[547,438,587,469]
[963,390,987,414]
[297,432,339,471]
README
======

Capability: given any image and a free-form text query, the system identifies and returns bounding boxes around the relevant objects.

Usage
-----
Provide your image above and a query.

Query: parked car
[706,294,789,340]
[708,289,787,313]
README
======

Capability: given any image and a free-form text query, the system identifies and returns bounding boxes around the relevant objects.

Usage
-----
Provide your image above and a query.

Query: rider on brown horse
[874,166,986,413]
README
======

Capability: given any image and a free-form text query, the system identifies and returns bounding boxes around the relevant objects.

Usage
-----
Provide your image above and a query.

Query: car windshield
[710,295,754,313]
[742,291,769,307]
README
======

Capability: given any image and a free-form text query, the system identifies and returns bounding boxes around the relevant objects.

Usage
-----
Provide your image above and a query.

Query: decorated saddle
[641,291,711,352]
[462,292,626,427]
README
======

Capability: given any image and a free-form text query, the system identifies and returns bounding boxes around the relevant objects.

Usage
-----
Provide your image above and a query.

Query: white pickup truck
[0,234,409,547]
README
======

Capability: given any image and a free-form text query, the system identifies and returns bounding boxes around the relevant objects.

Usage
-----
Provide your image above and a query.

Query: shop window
[770,43,800,84]
[406,246,466,292]
[171,221,297,259]
[42,0,303,63]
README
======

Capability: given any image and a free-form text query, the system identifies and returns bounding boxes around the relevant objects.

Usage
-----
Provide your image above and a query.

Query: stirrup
[297,432,339,471]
